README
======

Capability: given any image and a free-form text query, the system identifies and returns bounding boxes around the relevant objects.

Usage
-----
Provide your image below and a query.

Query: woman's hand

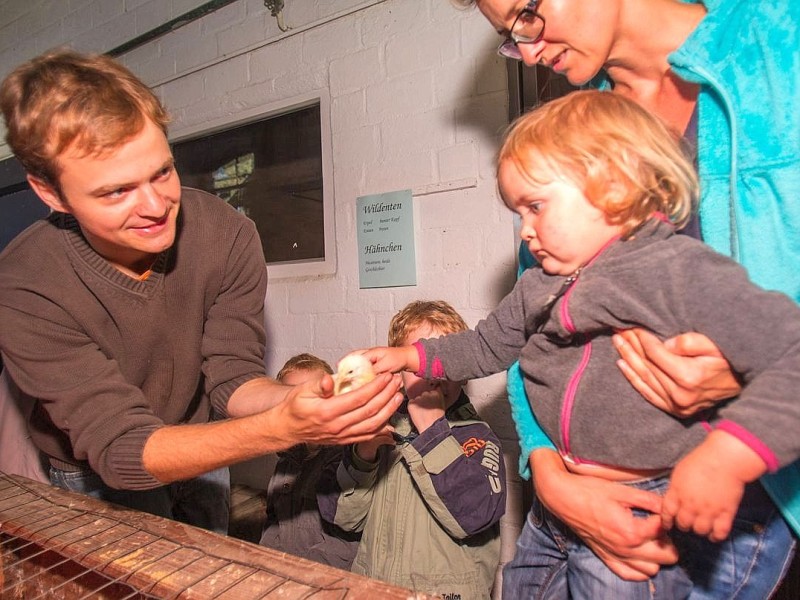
[531,449,679,580]
[613,328,741,417]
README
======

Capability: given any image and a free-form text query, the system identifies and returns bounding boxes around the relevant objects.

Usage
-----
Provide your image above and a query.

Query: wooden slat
[150,554,232,597]
[0,473,436,599]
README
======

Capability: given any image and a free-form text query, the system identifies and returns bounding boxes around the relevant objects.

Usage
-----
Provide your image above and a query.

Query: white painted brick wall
[0,0,527,590]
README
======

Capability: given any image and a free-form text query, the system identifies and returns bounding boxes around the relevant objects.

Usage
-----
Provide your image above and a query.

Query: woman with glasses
[453,0,800,598]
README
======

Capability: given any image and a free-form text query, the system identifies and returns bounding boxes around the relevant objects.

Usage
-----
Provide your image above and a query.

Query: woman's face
[477,0,621,85]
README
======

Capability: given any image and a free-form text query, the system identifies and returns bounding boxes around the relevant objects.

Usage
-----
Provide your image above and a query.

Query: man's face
[31,118,181,276]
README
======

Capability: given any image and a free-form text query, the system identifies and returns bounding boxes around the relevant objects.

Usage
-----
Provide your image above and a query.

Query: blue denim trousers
[502,478,795,599]
[50,465,230,535]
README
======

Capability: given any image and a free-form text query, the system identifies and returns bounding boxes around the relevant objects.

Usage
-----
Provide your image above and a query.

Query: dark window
[172,103,325,266]
[0,157,49,253]
[507,63,576,120]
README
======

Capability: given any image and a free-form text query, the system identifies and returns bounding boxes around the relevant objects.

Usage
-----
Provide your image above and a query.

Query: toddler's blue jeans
[502,477,795,599]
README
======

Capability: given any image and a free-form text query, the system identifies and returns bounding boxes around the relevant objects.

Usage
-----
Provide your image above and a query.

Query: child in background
[363,91,800,598]
[318,301,506,599]
[259,353,359,570]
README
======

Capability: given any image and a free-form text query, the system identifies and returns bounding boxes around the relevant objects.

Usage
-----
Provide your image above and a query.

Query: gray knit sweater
[0,188,268,489]
[417,219,800,472]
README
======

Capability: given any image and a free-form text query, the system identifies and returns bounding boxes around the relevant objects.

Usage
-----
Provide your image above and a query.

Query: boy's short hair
[0,49,170,189]
[498,90,697,236]
[388,301,468,347]
[277,353,334,382]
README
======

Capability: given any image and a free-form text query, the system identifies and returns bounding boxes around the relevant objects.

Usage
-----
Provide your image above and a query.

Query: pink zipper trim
[558,235,620,461]
[560,344,592,459]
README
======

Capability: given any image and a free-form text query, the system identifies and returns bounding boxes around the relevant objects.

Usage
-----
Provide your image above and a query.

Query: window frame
[169,90,337,279]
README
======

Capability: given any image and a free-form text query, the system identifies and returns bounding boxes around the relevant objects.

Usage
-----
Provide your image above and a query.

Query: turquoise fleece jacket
[508,0,800,535]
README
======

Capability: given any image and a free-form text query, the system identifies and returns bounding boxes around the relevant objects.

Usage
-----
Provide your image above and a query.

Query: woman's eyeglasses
[497,1,546,61]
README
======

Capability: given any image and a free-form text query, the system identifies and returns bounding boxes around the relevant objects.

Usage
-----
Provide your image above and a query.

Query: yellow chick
[334,352,375,395]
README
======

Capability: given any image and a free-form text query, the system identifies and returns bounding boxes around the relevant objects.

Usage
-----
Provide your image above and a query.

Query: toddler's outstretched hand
[662,430,767,541]
[361,345,420,375]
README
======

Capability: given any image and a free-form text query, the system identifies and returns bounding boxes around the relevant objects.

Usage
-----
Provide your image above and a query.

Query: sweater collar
[55,212,169,294]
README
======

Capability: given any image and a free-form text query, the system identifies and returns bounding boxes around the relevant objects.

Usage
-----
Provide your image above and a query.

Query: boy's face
[400,323,463,408]
[27,118,181,276]
[498,158,622,275]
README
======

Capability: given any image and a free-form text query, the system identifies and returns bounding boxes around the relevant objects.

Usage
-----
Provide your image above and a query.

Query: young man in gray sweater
[0,49,401,532]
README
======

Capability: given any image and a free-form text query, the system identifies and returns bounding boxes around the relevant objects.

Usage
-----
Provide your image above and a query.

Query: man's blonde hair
[498,90,697,236]
[276,353,334,382]
[0,49,170,189]
[388,301,468,347]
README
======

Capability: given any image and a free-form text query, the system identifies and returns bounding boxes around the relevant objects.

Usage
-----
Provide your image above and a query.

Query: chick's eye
[529,201,543,214]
